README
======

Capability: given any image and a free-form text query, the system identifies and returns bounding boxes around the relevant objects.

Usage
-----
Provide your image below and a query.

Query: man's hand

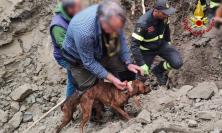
[127,64,144,76]
[107,73,126,90]
[140,64,149,76]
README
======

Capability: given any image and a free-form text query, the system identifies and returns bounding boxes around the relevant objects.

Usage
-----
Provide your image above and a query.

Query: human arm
[52,26,66,48]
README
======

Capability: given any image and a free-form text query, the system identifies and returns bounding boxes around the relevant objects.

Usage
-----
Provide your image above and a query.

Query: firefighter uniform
[131,9,183,84]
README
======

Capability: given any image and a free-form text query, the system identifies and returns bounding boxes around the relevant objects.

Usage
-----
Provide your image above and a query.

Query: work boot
[152,65,168,86]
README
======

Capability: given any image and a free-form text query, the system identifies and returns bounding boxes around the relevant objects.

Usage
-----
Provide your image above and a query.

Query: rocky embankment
[1,0,222,133]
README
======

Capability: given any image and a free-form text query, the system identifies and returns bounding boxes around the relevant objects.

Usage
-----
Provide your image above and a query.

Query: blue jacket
[63,5,132,79]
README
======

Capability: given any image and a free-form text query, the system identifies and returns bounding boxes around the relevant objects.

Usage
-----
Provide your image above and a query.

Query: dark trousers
[141,41,183,70]
[68,55,135,91]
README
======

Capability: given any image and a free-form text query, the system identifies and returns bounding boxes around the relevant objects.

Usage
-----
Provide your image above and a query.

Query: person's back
[63,5,99,60]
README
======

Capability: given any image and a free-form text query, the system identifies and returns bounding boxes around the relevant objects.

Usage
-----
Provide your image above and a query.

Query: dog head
[128,80,151,96]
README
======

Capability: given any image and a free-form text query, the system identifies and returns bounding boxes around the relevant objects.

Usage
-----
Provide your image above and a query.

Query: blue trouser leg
[57,59,75,98]
[66,70,75,97]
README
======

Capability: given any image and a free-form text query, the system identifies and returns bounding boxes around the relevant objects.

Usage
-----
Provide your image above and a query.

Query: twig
[23,99,66,133]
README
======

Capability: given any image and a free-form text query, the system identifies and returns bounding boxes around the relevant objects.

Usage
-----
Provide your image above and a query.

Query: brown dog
[56,80,151,133]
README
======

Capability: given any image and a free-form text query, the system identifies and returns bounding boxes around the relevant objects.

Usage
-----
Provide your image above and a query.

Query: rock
[26,95,36,104]
[10,84,33,101]
[210,129,222,133]
[8,112,23,129]
[22,112,33,123]
[22,58,32,67]
[198,111,217,120]
[0,109,8,123]
[20,105,27,112]
[98,122,122,133]
[192,37,211,47]
[213,120,222,129]
[10,102,20,112]
[187,82,217,99]
[120,123,142,133]
[188,119,198,127]
[136,109,151,124]
[178,85,193,97]
[219,89,222,96]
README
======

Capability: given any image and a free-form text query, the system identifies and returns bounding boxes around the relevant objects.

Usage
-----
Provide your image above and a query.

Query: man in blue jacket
[50,0,82,97]
[63,0,142,91]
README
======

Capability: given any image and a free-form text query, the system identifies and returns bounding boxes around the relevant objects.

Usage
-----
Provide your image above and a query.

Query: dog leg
[93,101,104,122]
[56,108,73,133]
[111,104,130,120]
[80,99,94,133]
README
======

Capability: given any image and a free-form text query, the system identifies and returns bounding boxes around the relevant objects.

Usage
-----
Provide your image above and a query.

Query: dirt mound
[0,0,222,133]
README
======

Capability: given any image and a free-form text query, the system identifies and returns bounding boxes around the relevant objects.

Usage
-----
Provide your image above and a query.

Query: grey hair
[97,0,126,24]
[61,0,76,8]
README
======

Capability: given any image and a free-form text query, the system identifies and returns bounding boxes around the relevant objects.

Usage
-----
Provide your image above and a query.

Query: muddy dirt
[1,0,222,133]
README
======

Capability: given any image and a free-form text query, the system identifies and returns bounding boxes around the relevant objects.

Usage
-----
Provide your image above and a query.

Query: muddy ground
[0,0,222,133]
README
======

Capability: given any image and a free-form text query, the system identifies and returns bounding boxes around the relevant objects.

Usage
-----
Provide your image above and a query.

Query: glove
[140,64,149,76]
[168,41,172,45]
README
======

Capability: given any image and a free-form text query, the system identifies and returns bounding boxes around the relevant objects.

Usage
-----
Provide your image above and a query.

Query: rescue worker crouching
[131,0,183,85]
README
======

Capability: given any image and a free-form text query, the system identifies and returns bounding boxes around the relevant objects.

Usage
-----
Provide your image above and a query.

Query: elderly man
[50,0,82,97]
[63,0,142,91]
[131,0,183,85]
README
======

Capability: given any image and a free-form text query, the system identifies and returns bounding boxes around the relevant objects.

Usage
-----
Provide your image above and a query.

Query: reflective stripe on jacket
[210,0,222,8]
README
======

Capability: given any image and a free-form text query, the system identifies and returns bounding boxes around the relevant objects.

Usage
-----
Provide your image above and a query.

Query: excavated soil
[1,0,222,133]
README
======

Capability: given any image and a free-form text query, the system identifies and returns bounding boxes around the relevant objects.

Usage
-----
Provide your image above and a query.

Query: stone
[210,129,222,133]
[26,95,36,104]
[22,112,33,123]
[198,111,217,120]
[10,102,20,112]
[188,119,198,127]
[136,109,151,124]
[178,85,193,97]
[219,89,222,96]
[98,122,122,133]
[22,58,32,67]
[20,105,27,112]
[213,120,222,129]
[0,39,22,57]
[0,109,8,123]
[120,123,142,133]
[187,82,217,99]
[8,112,23,129]
[10,84,33,101]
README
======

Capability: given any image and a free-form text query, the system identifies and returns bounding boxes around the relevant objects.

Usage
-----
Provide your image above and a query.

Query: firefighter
[131,0,183,85]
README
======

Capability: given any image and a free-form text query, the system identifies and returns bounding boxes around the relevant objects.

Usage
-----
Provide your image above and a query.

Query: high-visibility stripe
[132,33,144,41]
[139,45,150,50]
[163,62,172,71]
[210,1,220,8]
[143,35,163,42]
[202,4,207,10]
[132,33,164,43]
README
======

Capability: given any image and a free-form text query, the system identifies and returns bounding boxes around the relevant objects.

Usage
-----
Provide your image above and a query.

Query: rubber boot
[152,63,168,86]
